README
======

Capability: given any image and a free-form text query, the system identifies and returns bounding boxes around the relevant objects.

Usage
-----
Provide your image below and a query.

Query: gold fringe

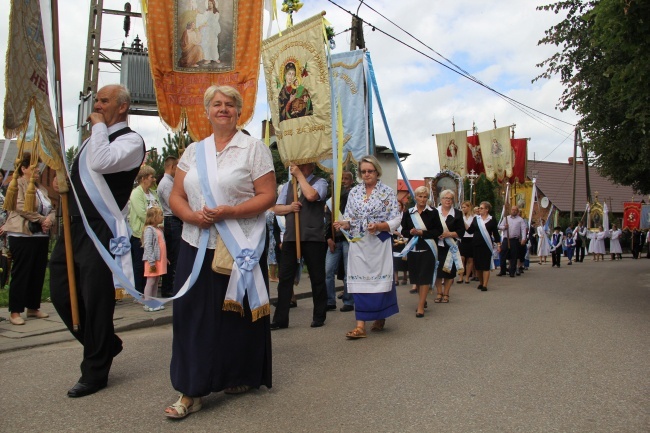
[251,304,271,322]
[23,167,38,212]
[222,300,244,317]
[3,177,18,211]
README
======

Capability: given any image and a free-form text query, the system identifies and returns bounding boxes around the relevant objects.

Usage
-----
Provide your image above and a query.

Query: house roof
[526,159,645,213]
[397,179,425,192]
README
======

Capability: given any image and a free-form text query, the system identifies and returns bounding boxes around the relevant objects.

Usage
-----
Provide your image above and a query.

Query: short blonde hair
[358,154,382,178]
[136,165,155,184]
[414,185,429,196]
[479,201,492,211]
[203,85,243,115]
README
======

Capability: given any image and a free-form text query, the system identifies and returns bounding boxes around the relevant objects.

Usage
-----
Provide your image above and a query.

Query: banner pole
[292,177,302,262]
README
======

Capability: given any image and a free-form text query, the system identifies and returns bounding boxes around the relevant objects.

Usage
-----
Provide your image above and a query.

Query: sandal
[224,385,252,395]
[433,294,443,303]
[456,279,463,284]
[441,295,449,303]
[165,394,202,419]
[346,327,367,339]
[371,319,385,332]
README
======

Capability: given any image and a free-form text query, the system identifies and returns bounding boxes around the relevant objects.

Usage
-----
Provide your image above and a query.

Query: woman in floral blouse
[334,155,401,339]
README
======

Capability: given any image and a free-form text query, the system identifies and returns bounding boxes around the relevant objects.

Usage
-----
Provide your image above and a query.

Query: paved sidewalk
[0,274,340,353]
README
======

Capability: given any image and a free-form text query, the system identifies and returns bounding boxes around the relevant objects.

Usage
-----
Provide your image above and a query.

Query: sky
[0,0,579,180]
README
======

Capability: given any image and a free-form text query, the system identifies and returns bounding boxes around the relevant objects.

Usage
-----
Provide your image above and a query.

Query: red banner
[507,138,528,184]
[466,134,484,175]
[623,202,642,230]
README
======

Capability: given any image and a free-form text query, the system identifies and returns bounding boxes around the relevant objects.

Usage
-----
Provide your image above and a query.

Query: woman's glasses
[360,169,376,174]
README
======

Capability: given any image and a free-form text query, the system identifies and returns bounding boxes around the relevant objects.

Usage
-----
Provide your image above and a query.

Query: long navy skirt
[353,284,399,321]
[170,240,272,397]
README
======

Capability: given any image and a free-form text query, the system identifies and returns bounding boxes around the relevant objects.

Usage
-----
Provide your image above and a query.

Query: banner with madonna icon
[478,126,513,181]
[262,12,332,166]
[436,130,468,176]
[144,0,264,141]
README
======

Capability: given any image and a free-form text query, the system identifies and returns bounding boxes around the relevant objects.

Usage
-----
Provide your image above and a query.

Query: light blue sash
[438,210,465,275]
[196,138,269,321]
[476,215,495,270]
[75,140,207,309]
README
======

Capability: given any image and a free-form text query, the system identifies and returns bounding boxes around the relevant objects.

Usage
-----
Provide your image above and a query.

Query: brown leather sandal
[441,295,450,303]
[433,293,443,303]
[371,319,386,332]
[345,327,367,339]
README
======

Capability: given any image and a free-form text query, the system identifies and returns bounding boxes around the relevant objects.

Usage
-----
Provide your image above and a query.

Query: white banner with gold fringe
[435,130,468,176]
[478,126,512,181]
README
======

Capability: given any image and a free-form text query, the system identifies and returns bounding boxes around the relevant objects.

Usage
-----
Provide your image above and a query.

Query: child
[142,207,167,312]
[550,226,564,268]
[564,231,575,265]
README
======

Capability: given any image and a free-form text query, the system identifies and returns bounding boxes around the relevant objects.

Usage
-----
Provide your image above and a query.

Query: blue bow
[109,236,131,256]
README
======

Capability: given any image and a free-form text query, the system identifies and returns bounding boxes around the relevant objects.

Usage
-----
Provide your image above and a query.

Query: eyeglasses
[441,197,453,200]
[360,169,376,174]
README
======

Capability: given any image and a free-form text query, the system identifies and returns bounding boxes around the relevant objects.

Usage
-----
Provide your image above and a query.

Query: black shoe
[477,284,482,290]
[415,312,424,318]
[497,272,506,276]
[340,305,354,312]
[481,286,488,291]
[289,301,298,308]
[327,304,337,311]
[471,277,479,281]
[310,320,325,328]
[67,381,107,398]
[509,274,515,278]
[515,271,521,276]
[270,322,288,330]
[337,293,344,299]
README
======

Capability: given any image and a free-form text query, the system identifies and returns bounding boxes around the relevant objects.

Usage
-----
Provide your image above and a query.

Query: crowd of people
[3,83,650,420]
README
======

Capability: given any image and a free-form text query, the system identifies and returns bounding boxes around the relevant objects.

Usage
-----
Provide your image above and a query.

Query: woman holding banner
[334,155,401,339]
[433,189,465,303]
[164,85,276,419]
[465,201,500,291]
[400,186,442,317]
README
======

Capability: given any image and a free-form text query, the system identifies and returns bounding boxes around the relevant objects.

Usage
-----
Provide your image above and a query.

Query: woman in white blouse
[164,86,276,419]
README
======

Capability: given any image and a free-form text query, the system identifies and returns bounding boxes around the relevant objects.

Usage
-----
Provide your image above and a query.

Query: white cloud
[0,0,577,180]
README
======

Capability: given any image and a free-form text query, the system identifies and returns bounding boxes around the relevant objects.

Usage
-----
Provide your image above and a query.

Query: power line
[325,0,576,132]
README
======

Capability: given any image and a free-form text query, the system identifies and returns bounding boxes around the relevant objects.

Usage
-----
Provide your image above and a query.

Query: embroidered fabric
[342,180,402,236]
[178,134,274,248]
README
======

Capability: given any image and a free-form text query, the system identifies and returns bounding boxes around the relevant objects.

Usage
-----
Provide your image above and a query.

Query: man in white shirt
[498,206,528,277]
[50,84,145,398]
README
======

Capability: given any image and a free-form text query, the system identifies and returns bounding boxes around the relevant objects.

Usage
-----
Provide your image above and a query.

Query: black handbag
[28,221,42,234]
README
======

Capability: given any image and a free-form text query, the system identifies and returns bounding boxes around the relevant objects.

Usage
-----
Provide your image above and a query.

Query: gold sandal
[345,327,367,339]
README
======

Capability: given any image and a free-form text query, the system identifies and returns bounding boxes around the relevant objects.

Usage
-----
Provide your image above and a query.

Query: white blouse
[177,132,274,248]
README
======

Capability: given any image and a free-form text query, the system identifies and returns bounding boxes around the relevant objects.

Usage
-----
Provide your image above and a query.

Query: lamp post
[466,169,479,205]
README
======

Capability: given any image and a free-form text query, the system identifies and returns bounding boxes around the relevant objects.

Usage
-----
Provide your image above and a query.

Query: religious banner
[328,49,368,165]
[478,126,513,181]
[507,138,528,184]
[145,0,264,140]
[623,202,642,230]
[640,204,650,230]
[3,0,64,173]
[262,13,332,165]
[435,130,467,176]
[466,134,484,175]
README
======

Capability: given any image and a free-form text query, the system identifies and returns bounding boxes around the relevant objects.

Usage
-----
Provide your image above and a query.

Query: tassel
[22,166,38,212]
[3,177,18,211]
[222,300,244,316]
[251,304,271,322]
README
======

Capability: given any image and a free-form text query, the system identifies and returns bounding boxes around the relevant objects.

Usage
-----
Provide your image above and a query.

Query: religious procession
[1,0,649,429]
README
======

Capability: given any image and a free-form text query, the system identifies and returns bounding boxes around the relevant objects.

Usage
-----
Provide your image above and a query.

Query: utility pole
[580,130,592,203]
[349,15,365,50]
[79,1,143,140]
[570,127,578,222]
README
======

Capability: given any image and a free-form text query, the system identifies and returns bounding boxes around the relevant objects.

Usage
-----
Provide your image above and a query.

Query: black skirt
[170,240,272,397]
[459,237,474,258]
[407,249,435,285]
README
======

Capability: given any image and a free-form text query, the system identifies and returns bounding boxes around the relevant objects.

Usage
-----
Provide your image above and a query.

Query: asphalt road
[1,258,648,432]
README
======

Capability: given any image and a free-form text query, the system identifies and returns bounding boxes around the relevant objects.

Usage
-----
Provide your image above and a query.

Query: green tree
[65,145,77,168]
[535,0,650,193]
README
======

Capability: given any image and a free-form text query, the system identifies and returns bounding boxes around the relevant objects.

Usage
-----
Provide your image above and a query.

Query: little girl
[564,231,576,265]
[142,206,167,312]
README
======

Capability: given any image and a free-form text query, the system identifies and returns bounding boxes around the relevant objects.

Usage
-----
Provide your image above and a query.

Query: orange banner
[145,0,263,141]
